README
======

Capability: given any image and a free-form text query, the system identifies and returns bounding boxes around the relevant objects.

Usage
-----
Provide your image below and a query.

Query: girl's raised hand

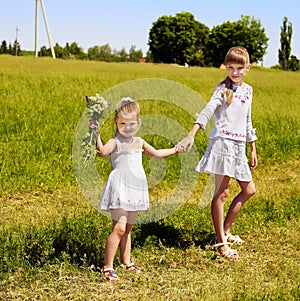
[89,119,99,132]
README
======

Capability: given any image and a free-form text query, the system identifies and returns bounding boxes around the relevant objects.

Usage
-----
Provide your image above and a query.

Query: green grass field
[0,55,299,300]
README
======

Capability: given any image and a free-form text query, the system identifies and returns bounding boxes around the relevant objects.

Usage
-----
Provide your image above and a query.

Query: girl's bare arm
[90,119,116,157]
[249,141,258,169]
[142,139,178,158]
[96,136,116,157]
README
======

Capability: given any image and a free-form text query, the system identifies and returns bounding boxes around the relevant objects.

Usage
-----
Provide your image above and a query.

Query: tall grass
[0,56,299,300]
[1,56,299,196]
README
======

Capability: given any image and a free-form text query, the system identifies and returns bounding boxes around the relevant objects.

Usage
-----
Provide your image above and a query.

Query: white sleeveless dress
[99,137,149,211]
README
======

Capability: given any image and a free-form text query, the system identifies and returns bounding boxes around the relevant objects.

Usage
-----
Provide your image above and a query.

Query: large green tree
[148,12,209,65]
[278,16,292,70]
[204,15,268,67]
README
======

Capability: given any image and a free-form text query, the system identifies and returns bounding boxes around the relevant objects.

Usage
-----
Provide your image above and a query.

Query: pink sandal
[101,267,119,282]
[126,263,141,273]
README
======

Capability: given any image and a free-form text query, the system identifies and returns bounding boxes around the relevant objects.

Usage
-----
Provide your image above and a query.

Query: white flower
[81,94,111,163]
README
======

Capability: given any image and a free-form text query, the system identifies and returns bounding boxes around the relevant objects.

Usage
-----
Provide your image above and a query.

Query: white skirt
[196,137,252,182]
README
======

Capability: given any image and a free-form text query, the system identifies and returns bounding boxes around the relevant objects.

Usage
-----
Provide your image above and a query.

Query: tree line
[1,12,299,71]
[39,42,145,62]
[0,39,20,56]
[0,39,145,63]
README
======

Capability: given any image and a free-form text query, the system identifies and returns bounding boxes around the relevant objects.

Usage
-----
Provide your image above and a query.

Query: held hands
[176,135,194,153]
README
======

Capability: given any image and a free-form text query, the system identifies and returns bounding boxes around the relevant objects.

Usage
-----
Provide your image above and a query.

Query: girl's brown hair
[224,46,250,66]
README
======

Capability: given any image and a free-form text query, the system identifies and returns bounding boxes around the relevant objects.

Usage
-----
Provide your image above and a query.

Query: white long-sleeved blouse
[195,81,257,143]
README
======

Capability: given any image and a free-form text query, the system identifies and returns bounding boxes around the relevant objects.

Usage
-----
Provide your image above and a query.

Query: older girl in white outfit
[179,46,258,260]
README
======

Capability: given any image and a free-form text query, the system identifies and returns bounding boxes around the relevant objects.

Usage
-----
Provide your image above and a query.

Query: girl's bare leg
[103,221,126,269]
[119,212,136,266]
[223,180,256,235]
[103,209,128,269]
[212,175,230,245]
[212,175,239,259]
[119,225,133,266]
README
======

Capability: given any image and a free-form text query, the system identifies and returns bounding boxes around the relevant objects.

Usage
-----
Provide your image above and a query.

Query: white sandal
[225,233,244,245]
[220,248,239,259]
[213,242,239,260]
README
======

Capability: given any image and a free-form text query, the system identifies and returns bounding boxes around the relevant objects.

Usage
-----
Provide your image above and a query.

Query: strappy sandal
[126,263,141,273]
[101,267,120,282]
[225,233,244,245]
[214,242,239,260]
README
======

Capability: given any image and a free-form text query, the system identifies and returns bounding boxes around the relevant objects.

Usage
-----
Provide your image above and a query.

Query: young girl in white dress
[178,46,258,260]
[91,98,178,281]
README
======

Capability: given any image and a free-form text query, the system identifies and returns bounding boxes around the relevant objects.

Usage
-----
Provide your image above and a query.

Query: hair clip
[121,97,133,103]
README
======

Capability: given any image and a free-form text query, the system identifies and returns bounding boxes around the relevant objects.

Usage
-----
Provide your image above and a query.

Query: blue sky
[1,0,299,67]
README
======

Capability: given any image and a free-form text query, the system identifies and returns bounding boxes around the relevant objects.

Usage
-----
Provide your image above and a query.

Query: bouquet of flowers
[81,94,111,163]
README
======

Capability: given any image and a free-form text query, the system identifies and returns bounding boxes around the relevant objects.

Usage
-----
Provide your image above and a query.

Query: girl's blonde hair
[114,98,141,134]
[114,97,140,121]
[222,46,250,104]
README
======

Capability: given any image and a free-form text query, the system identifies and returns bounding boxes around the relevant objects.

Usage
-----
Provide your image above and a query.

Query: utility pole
[15,26,19,56]
[34,0,55,58]
[35,0,38,57]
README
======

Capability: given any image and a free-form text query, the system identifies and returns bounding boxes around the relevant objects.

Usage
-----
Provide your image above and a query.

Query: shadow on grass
[133,221,215,250]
